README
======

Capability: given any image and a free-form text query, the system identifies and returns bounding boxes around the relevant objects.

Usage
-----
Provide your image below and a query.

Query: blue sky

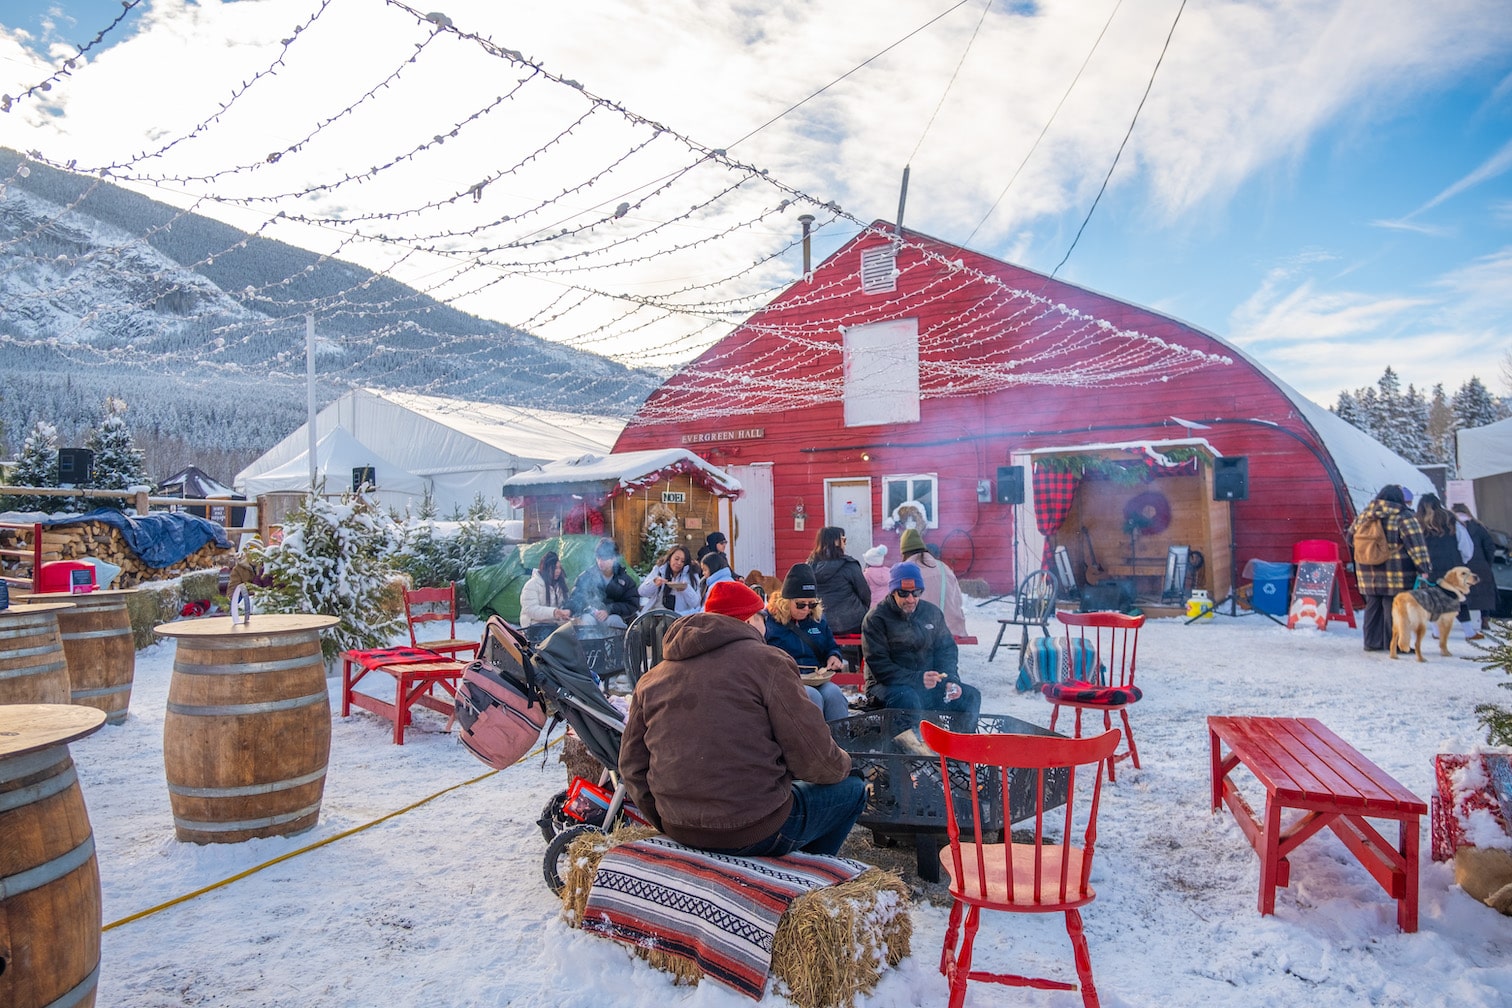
[2,0,1510,407]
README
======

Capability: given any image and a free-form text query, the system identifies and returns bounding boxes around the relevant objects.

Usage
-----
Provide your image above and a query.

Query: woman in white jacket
[638,545,702,616]
[520,551,572,634]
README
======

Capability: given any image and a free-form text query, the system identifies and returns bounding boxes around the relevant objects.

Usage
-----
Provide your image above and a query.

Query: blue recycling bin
[1249,560,1293,616]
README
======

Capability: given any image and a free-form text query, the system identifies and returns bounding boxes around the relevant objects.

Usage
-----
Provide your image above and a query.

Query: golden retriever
[1390,566,1479,662]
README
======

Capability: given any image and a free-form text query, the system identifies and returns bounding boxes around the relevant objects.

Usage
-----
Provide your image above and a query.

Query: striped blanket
[580,835,867,1000]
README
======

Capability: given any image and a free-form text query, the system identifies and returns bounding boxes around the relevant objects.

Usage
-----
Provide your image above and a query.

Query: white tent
[236,388,626,516]
[1458,416,1512,531]
[240,426,428,511]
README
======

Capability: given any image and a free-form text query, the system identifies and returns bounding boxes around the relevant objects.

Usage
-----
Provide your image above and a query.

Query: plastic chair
[1041,611,1144,781]
[988,570,1059,668]
[623,608,679,688]
[403,583,480,661]
[920,721,1121,1008]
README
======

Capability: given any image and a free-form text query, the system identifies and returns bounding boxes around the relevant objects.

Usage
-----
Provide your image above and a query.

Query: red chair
[403,583,480,662]
[1040,611,1144,781]
[920,721,1121,1008]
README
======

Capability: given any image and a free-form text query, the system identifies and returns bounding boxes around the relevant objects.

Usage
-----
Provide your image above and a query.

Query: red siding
[615,225,1353,595]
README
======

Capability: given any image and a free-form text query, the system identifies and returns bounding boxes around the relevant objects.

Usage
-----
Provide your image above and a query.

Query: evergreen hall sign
[681,428,765,444]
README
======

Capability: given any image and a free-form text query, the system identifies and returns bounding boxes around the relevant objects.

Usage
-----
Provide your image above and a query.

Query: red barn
[613,223,1425,606]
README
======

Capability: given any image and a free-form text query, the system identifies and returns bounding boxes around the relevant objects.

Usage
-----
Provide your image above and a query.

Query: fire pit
[829,709,1068,882]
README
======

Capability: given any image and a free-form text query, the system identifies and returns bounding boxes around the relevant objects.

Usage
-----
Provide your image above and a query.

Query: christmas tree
[0,421,61,513]
[248,490,405,660]
[84,398,150,498]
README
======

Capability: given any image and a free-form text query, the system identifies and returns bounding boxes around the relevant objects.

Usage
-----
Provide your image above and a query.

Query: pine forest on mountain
[1332,366,1511,477]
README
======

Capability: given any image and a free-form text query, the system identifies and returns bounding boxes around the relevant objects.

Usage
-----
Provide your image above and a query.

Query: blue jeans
[805,682,852,722]
[706,777,867,857]
[869,680,981,731]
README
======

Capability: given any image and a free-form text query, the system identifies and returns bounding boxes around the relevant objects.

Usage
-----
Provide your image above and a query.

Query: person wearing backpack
[1347,485,1431,653]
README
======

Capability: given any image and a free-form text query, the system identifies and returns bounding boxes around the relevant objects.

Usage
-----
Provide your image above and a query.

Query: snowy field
[68,600,1512,1007]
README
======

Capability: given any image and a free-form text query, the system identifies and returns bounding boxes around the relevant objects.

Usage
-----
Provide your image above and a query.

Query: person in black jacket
[569,538,640,628]
[807,525,870,636]
[861,562,980,727]
[1452,503,1498,635]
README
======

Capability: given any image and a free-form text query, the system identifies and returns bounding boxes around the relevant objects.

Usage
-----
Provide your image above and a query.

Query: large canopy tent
[235,387,625,517]
[239,426,428,512]
[1458,416,1512,533]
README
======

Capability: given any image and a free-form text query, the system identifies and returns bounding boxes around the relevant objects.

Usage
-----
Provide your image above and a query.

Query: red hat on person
[704,580,765,620]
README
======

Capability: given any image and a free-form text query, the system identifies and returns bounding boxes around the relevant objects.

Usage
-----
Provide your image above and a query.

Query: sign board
[661,491,686,504]
[1287,560,1338,630]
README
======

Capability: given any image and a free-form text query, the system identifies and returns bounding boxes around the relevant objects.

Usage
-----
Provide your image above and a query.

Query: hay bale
[562,827,912,1008]
[958,578,990,598]
[560,733,607,786]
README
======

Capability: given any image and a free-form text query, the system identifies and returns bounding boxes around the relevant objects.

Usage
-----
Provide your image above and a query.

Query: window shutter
[859,245,897,294]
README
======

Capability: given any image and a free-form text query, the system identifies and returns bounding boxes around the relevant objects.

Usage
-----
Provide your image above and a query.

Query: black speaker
[57,448,94,484]
[352,466,376,492]
[995,465,1024,505]
[1213,457,1249,501]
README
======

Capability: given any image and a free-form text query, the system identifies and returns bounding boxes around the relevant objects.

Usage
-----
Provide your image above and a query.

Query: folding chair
[988,569,1058,668]
[403,583,480,661]
[623,608,679,689]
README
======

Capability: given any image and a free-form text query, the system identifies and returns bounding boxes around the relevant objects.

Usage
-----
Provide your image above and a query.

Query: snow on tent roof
[240,426,427,497]
[1458,415,1512,481]
[156,465,240,499]
[362,388,625,465]
[502,448,742,497]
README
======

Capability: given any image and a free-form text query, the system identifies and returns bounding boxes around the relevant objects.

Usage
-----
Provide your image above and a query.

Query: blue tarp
[41,509,232,568]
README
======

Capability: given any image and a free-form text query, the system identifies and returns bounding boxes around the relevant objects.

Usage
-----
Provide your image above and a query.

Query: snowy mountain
[0,148,661,482]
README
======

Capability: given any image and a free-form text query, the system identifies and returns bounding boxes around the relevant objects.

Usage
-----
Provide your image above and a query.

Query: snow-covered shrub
[1475,620,1512,745]
[396,494,512,596]
[84,397,149,498]
[0,420,62,513]
[248,491,405,660]
[640,503,678,567]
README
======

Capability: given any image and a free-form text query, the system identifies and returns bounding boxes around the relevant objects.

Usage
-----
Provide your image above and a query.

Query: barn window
[883,473,938,530]
[859,245,897,294]
[842,318,919,427]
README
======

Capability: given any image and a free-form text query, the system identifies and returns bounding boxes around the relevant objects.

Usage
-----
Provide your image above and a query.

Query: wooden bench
[1208,715,1426,931]
[341,647,466,745]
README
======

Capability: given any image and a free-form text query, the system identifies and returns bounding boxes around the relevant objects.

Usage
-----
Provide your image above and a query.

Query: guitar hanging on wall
[1080,525,1107,585]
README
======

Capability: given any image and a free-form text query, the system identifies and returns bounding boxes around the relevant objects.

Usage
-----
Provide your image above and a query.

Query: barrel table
[15,590,137,724]
[0,703,107,1008]
[0,601,74,706]
[154,614,340,844]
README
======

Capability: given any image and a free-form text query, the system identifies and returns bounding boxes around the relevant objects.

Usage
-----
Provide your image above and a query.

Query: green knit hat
[899,528,927,557]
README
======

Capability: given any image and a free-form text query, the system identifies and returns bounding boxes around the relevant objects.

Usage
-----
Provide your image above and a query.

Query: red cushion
[1041,680,1143,706]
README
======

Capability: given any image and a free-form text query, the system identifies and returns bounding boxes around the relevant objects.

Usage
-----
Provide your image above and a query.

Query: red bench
[1208,715,1426,931]
[342,647,466,745]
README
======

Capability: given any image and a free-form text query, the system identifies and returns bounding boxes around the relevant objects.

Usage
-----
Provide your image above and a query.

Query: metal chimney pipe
[798,214,814,274]
[896,165,910,240]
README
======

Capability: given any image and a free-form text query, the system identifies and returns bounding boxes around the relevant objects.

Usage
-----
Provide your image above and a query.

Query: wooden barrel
[0,704,107,1008]
[0,603,72,706]
[158,615,338,844]
[16,592,136,725]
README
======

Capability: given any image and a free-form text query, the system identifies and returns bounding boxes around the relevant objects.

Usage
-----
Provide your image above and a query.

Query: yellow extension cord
[103,736,559,932]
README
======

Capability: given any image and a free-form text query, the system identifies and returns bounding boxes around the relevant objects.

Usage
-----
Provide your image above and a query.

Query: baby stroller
[461,617,647,893]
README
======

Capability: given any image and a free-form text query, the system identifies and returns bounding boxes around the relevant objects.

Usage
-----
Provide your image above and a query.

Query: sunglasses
[895,588,924,598]
[791,600,817,610]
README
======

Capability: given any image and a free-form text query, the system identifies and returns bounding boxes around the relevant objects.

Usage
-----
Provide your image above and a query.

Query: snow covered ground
[67,600,1512,1007]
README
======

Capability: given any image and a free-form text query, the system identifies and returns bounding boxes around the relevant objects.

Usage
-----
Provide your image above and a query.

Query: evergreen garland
[248,490,405,660]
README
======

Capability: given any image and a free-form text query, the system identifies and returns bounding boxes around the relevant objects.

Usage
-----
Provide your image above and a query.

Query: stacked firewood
[33,521,234,589]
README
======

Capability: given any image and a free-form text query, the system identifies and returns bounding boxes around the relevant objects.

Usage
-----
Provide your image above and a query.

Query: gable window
[842,318,919,427]
[882,473,937,530]
[859,245,897,294]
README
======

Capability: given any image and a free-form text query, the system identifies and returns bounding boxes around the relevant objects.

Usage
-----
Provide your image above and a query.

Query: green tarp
[465,535,625,625]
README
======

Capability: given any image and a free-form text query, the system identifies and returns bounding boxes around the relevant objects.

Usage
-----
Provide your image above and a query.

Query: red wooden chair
[919,721,1121,1008]
[403,583,480,662]
[1040,610,1144,781]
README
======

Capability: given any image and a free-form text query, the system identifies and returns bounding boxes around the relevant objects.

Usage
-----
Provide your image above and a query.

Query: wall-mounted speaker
[57,447,94,484]
[995,465,1025,505]
[1213,456,1249,501]
[352,466,376,492]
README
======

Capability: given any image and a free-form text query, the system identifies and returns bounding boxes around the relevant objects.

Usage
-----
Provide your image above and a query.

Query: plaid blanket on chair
[580,835,867,1000]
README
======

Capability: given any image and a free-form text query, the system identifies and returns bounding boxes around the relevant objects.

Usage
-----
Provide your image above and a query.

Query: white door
[825,478,873,556]
[1012,451,1040,584]
[727,463,775,578]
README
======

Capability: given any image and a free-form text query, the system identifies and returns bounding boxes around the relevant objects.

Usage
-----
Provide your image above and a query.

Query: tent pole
[306,313,317,491]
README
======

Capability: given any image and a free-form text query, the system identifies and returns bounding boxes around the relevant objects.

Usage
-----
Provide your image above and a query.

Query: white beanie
[863,545,887,567]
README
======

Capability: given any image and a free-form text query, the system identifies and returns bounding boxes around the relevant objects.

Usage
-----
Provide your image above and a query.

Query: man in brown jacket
[620,580,866,856]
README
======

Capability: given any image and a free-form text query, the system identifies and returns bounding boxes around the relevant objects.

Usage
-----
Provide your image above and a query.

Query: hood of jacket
[661,611,762,661]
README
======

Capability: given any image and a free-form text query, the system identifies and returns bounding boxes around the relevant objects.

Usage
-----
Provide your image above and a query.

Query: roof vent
[859,245,897,294]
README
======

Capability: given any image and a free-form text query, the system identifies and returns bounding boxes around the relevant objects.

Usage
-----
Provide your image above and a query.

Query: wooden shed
[612,222,1428,604]
[502,449,742,570]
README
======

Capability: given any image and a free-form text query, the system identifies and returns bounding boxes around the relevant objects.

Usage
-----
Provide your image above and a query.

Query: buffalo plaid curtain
[1033,464,1081,568]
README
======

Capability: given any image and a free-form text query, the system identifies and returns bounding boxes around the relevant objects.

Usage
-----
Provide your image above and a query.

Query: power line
[906,0,993,166]
[1051,0,1188,277]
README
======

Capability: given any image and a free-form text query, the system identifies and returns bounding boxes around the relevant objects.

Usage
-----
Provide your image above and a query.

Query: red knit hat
[704,580,765,620]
